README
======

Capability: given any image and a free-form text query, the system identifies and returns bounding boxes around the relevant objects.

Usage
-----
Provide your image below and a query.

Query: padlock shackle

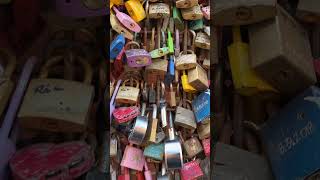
[141,102,146,116]
[152,104,157,119]
[124,41,140,50]
[0,49,16,78]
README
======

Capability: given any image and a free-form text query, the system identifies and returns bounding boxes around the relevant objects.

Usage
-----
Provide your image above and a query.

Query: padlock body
[125,0,146,22]
[110,34,125,59]
[164,140,183,170]
[125,49,152,67]
[120,146,145,171]
[149,3,170,19]
[175,106,197,130]
[176,0,198,9]
[189,19,203,30]
[183,137,203,158]
[195,32,210,50]
[181,5,203,20]
[144,143,164,161]
[180,160,204,180]
[192,90,210,123]
[175,53,197,70]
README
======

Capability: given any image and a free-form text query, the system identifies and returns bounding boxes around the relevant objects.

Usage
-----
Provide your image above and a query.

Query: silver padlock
[128,102,149,145]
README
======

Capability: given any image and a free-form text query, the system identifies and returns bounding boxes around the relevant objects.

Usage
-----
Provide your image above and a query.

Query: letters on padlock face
[181,5,203,20]
[197,121,210,140]
[145,59,167,84]
[195,32,210,50]
[189,19,204,31]
[175,51,197,70]
[176,0,198,9]
[116,85,140,105]
[148,3,170,19]
[18,79,94,133]
[213,0,277,25]
[125,49,152,68]
[192,90,210,123]
[180,160,204,180]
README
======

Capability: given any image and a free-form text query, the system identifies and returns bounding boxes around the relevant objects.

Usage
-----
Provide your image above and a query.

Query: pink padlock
[55,0,105,18]
[180,159,204,180]
[202,138,210,157]
[144,162,153,180]
[113,6,141,33]
[120,145,145,171]
[201,6,210,20]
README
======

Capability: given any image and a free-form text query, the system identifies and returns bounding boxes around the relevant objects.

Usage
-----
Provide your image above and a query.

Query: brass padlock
[195,32,210,50]
[168,83,176,107]
[145,59,167,84]
[116,78,140,105]
[0,49,16,117]
[148,3,170,19]
[18,54,94,133]
[179,132,203,158]
[197,121,210,140]
[187,63,209,91]
[181,4,203,20]
[176,0,198,9]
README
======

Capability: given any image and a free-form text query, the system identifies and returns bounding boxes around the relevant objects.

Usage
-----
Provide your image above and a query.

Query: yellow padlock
[125,0,146,22]
[181,71,197,93]
[227,26,277,96]
[111,0,123,5]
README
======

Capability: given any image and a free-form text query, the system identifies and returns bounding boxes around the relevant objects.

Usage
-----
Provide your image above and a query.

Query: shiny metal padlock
[175,100,197,130]
[180,133,203,158]
[143,143,164,161]
[128,103,149,145]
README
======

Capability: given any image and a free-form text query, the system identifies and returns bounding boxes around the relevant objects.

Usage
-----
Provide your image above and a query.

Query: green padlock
[167,31,174,54]
[189,19,203,31]
[150,47,170,58]
[172,6,184,31]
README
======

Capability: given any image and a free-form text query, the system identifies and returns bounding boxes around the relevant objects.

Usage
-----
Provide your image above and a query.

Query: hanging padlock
[173,6,185,31]
[145,59,168,84]
[168,83,176,107]
[110,80,122,121]
[192,89,210,124]
[0,49,16,117]
[181,4,203,20]
[128,102,148,145]
[112,6,141,33]
[164,55,175,85]
[124,41,152,68]
[180,158,204,180]
[110,33,125,59]
[187,64,209,91]
[175,29,181,57]
[148,3,170,19]
[125,0,146,22]
[179,132,203,158]
[113,105,140,124]
[175,99,197,131]
[110,12,134,40]
[197,121,210,140]
[115,78,140,105]
[189,19,203,31]
[202,138,210,157]
[199,157,210,180]
[150,28,170,59]
[164,111,183,170]
[120,144,146,171]
[18,54,94,133]
[148,104,158,143]
[176,0,198,9]
[144,143,164,161]
[181,71,197,93]
[195,32,210,50]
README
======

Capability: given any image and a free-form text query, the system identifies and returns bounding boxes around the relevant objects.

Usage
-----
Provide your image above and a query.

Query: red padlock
[202,138,210,157]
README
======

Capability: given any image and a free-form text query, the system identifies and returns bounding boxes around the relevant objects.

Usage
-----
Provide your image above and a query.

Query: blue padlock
[192,89,210,123]
[110,34,125,59]
[164,55,175,85]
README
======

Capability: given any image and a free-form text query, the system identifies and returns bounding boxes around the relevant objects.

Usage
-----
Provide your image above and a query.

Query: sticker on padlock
[124,41,152,67]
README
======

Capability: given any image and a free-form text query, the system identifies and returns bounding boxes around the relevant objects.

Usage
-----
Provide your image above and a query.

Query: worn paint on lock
[121,146,145,171]
[125,0,146,22]
[192,89,210,123]
[110,13,134,40]
[181,4,203,20]
[110,34,125,59]
[150,47,169,58]
[113,6,141,33]
[175,51,197,70]
[144,143,164,161]
[176,0,198,9]
[180,160,204,180]
[148,3,170,19]
[188,19,204,31]
[184,137,203,158]
[195,32,210,50]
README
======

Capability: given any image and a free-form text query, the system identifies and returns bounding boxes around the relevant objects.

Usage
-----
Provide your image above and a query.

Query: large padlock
[143,143,164,161]
[195,32,210,50]
[110,33,125,59]
[181,4,203,20]
[175,100,197,131]
[176,0,198,9]
[18,55,94,133]
[148,3,170,19]
[187,64,209,91]
[120,144,146,171]
[0,49,16,117]
[124,41,152,68]
[125,0,146,22]
[145,59,168,84]
[202,138,210,157]
[115,78,140,105]
[192,90,210,124]
[128,103,148,145]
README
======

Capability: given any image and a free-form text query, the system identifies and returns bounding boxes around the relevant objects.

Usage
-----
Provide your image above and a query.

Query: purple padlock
[55,0,105,18]
[125,41,152,68]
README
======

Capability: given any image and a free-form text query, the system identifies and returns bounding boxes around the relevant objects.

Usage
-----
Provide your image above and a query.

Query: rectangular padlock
[197,121,210,140]
[110,34,125,59]
[192,89,210,124]
[249,6,316,96]
[120,145,145,171]
[148,104,158,143]
[116,79,140,105]
[176,0,198,9]
[181,4,203,20]
[187,64,209,91]
[181,71,197,93]
[180,159,204,180]
[188,19,204,31]
[148,3,170,19]
[143,143,164,161]
[180,134,203,158]
[175,100,197,130]
[145,59,167,85]
[195,32,210,50]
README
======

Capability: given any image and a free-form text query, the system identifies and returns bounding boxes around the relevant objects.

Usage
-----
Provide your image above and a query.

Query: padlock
[168,84,176,107]
[157,162,170,180]
[195,32,210,50]
[155,130,166,144]
[144,143,164,161]
[179,132,203,158]
[202,138,210,157]
[180,159,204,180]
[192,89,210,124]
[148,3,170,19]
[173,7,185,31]
[176,0,198,9]
[142,81,148,102]
[110,13,134,40]
[148,104,158,143]
[228,26,277,96]
[118,167,130,180]
[115,78,140,105]
[145,59,168,84]
[113,6,141,33]
[18,55,94,133]
[128,103,148,145]
[120,144,146,171]
[110,34,125,59]
[188,19,203,31]
[181,71,197,93]
[197,121,210,140]
[110,80,122,121]
[187,64,209,91]
[125,0,146,22]
[181,4,203,20]
[201,6,210,20]
[175,100,197,130]
[164,111,183,170]
[0,49,16,117]
[164,56,175,85]
[113,106,140,124]
[144,162,155,180]
[125,41,152,68]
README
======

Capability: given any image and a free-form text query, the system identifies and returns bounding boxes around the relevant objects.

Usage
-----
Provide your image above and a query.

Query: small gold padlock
[148,3,170,19]
[181,4,203,20]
